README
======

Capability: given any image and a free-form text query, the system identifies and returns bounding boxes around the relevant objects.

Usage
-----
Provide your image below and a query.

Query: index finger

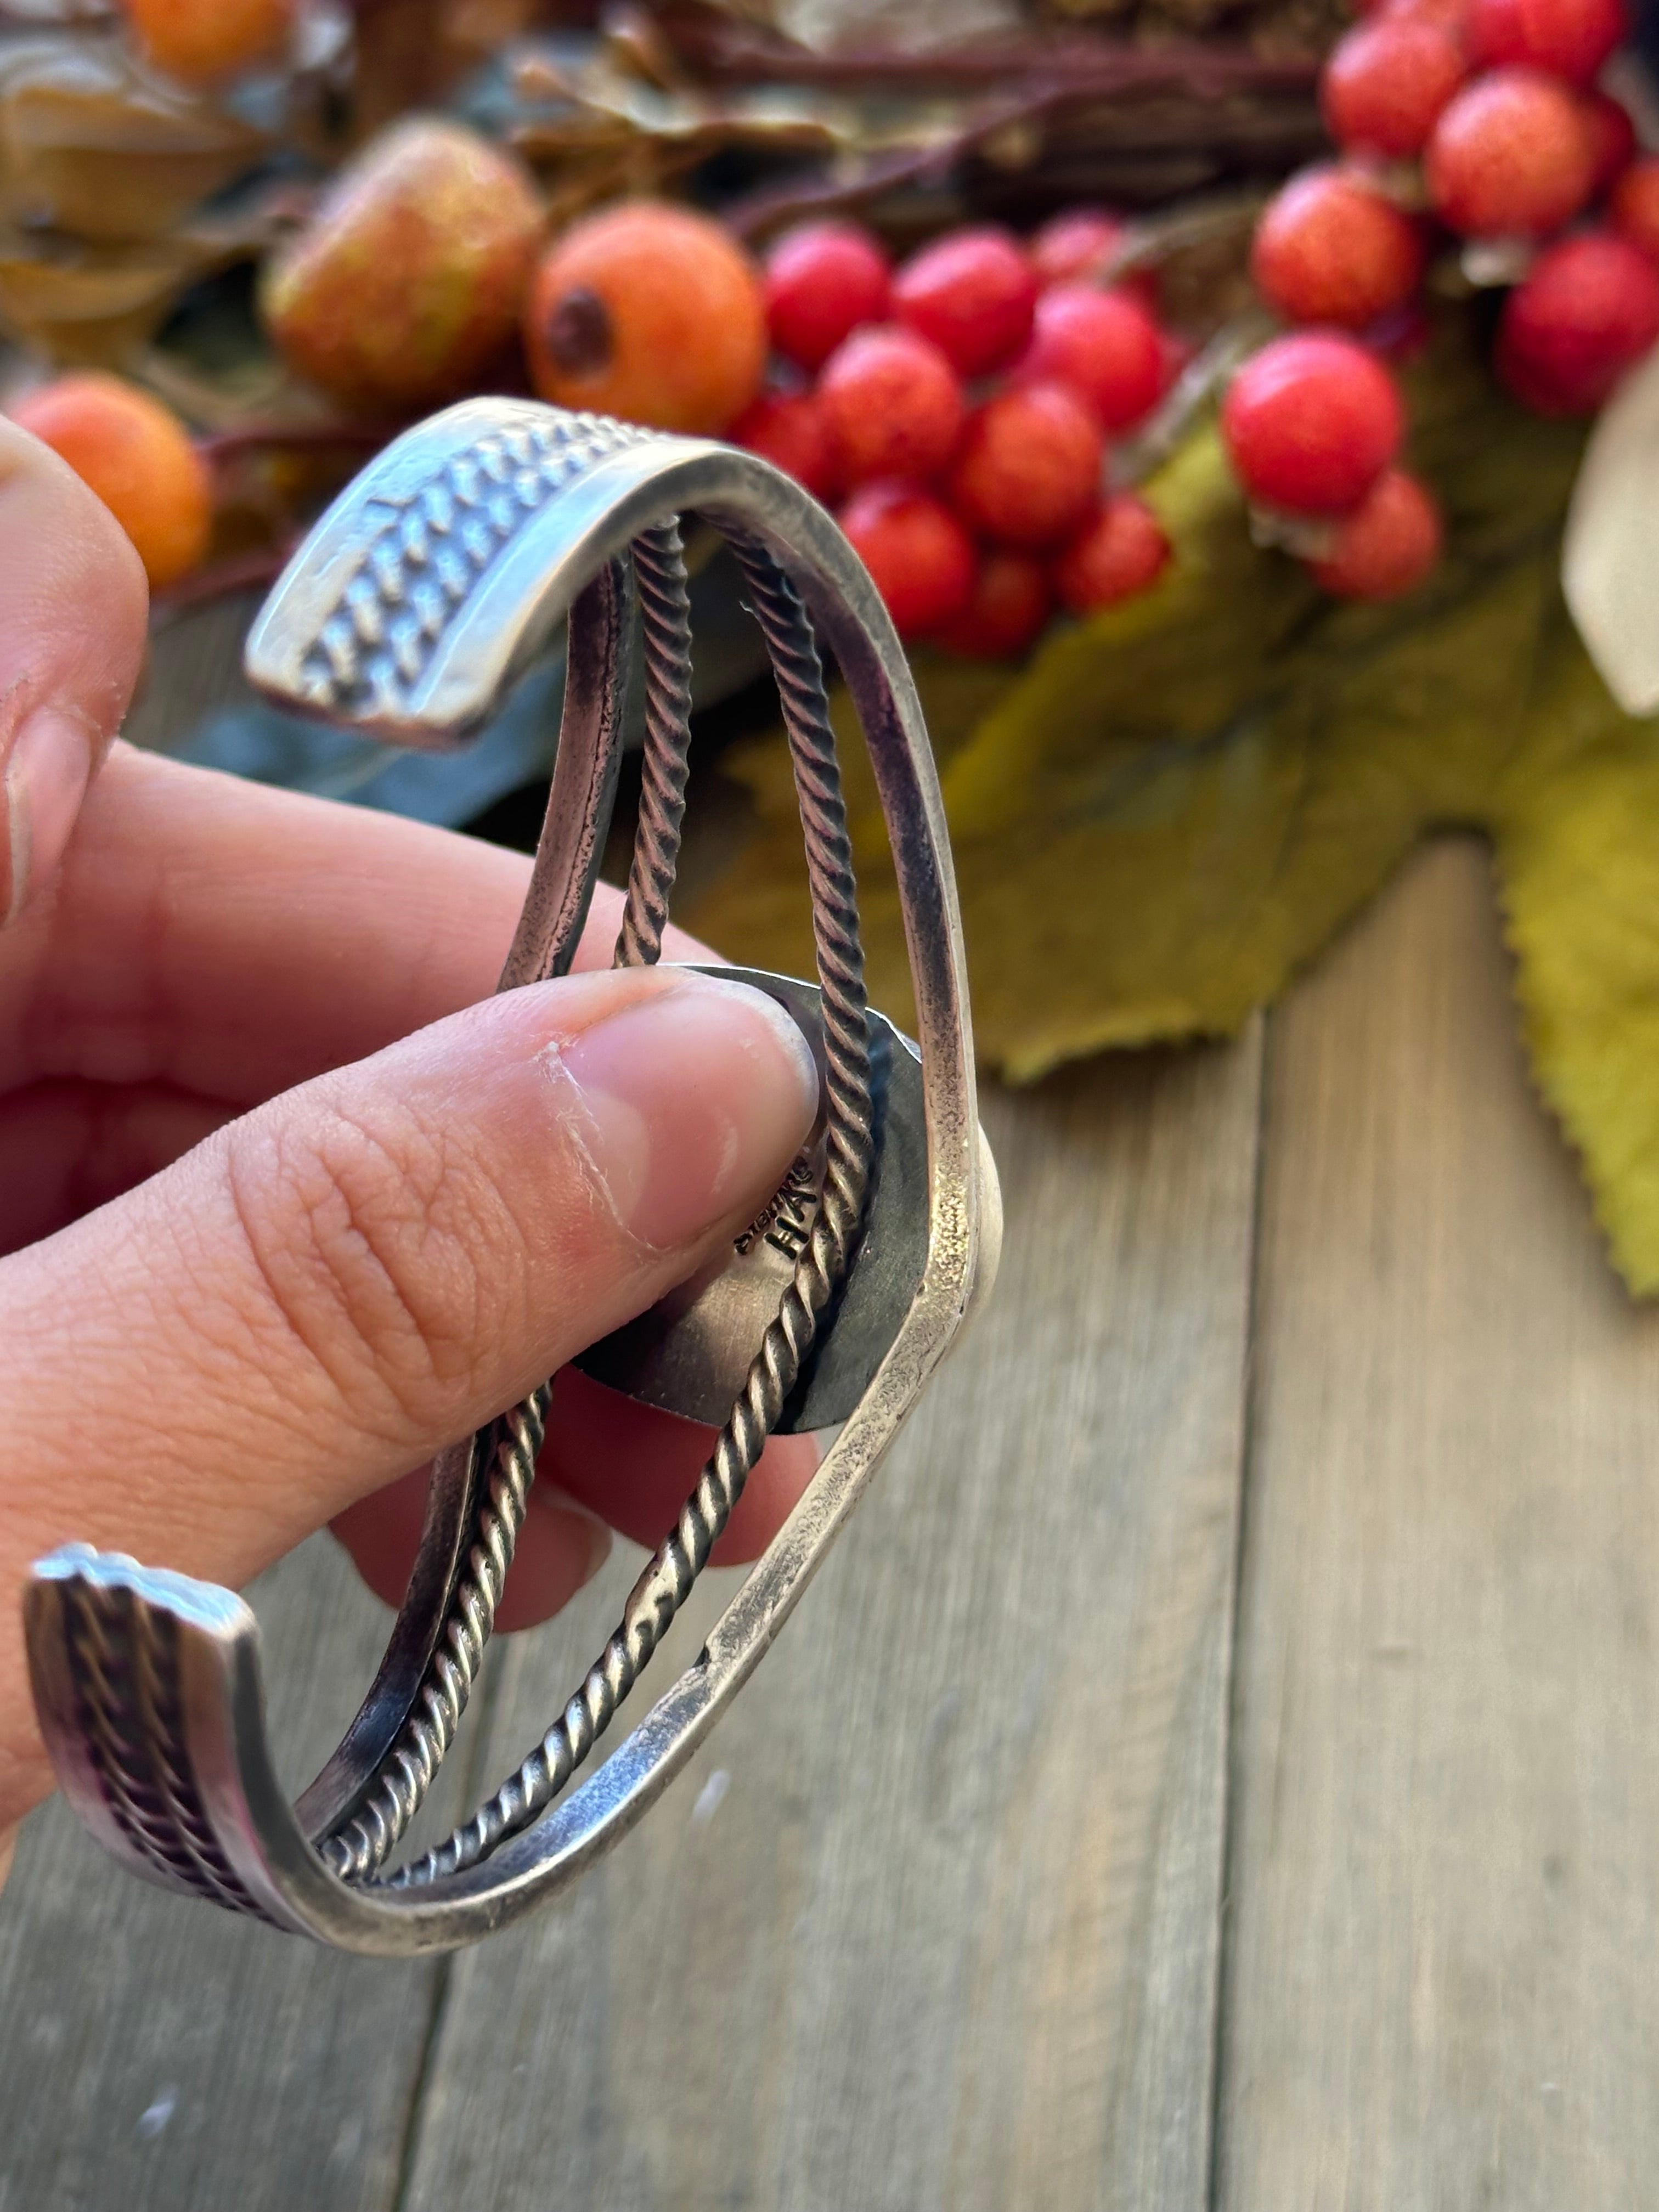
[4,741,715,1104]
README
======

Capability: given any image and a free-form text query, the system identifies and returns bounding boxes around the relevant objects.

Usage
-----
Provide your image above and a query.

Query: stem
[150,543,296,625]
[657,12,1321,97]
[725,87,1310,241]
[1111,309,1274,489]
[197,420,400,466]
[1107,188,1273,279]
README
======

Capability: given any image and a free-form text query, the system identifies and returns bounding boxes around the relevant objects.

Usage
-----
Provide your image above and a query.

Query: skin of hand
[0,420,822,1886]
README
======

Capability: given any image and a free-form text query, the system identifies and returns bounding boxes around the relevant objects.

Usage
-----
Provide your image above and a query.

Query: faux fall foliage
[688,327,1659,1295]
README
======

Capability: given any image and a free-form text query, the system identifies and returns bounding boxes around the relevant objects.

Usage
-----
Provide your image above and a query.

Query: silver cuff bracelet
[24,399,1000,1956]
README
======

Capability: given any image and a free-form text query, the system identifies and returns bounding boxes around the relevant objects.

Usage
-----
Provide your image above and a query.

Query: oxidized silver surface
[24,399,1000,1954]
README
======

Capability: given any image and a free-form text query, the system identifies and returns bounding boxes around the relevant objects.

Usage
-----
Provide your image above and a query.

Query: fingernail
[4,706,93,924]
[550,974,819,1252]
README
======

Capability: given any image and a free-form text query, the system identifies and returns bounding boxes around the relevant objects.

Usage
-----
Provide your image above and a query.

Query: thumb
[0,417,149,925]
[0,963,817,1826]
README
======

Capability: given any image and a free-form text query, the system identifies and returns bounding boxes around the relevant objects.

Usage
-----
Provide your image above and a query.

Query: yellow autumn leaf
[1494,590,1659,1294]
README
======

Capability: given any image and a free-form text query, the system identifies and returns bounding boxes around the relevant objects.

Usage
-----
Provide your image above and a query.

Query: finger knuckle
[226,1094,529,1438]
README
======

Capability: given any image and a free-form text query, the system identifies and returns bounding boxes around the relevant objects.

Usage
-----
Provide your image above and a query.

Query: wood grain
[0,1536,487,2212]
[399,1041,1263,2212]
[1218,838,1659,2210]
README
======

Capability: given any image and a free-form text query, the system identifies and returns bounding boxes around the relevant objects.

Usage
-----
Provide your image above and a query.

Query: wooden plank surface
[25,757,1649,2207]
[398,1042,1263,2212]
[0,1536,489,2212]
[1218,838,1659,2209]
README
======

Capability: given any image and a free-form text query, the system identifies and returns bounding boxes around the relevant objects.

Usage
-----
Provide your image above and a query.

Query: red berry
[1221,333,1404,516]
[893,227,1038,377]
[1053,496,1171,613]
[1380,0,1470,32]
[731,388,839,501]
[1310,469,1442,598]
[1497,228,1659,410]
[840,483,976,638]
[763,219,892,373]
[933,549,1053,657]
[1611,154,1659,261]
[1029,208,1160,310]
[1579,88,1637,193]
[817,326,965,487]
[1250,167,1426,330]
[1322,19,1467,158]
[949,382,1104,549]
[1466,0,1627,84]
[1017,285,1166,431]
[1030,207,1127,287]
[1427,67,1596,240]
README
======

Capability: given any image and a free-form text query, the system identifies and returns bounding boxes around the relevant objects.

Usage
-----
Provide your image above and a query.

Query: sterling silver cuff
[25,399,1000,1955]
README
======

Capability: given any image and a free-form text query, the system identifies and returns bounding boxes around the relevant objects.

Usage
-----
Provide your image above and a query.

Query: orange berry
[263,120,544,414]
[119,0,294,83]
[526,202,765,437]
[10,373,210,590]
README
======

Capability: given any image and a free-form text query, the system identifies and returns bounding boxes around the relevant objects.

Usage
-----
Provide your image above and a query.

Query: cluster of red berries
[732,214,1183,652]
[1231,0,1659,599]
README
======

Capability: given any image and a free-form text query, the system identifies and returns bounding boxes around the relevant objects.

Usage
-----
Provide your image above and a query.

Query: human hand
[0,420,821,1879]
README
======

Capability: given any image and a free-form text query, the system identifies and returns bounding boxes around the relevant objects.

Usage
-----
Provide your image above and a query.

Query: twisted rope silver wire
[319,526,704,1884]
[616,523,693,969]
[378,535,872,1891]
[319,1387,550,1881]
[65,1585,191,1884]
[58,1579,282,1920]
[730,540,874,1273]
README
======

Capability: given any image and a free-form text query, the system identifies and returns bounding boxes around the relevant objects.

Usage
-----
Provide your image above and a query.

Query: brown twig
[657,10,1323,96]
[196,419,402,467]
[723,77,1312,241]
[1111,308,1274,487]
